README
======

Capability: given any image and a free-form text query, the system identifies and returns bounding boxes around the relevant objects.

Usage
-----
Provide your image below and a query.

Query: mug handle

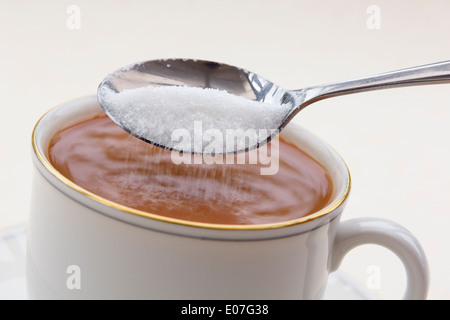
[329,217,429,300]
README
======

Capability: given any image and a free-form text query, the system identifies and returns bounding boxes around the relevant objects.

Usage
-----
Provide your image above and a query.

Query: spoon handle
[298,60,450,108]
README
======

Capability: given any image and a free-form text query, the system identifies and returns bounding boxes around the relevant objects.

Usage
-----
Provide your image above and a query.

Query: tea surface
[48,115,333,225]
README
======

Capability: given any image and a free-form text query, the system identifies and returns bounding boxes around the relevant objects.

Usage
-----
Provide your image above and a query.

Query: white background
[1,0,449,299]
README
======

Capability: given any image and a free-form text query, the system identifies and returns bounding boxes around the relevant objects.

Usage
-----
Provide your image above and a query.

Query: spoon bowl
[98,59,450,154]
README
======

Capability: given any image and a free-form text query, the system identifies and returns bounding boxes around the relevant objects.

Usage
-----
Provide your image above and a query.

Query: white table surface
[1,0,449,300]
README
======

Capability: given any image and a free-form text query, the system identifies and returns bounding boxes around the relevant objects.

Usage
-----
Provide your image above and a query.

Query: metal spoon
[98,59,450,154]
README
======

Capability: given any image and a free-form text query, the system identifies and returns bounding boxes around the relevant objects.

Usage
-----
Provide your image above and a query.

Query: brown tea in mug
[48,114,333,225]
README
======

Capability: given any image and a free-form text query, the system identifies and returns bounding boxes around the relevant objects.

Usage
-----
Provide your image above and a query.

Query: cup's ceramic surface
[28,96,429,299]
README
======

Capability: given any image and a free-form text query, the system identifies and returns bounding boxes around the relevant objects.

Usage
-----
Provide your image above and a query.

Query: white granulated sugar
[99,85,291,154]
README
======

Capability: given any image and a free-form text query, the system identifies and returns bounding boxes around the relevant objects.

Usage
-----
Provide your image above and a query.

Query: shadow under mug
[28,96,429,299]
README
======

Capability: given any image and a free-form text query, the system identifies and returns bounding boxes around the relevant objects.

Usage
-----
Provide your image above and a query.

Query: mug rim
[31,96,351,232]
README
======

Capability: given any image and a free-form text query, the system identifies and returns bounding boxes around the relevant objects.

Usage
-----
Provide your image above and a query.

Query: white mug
[28,96,429,299]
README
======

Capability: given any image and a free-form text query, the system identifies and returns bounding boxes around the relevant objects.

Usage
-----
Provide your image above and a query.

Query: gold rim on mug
[32,100,351,231]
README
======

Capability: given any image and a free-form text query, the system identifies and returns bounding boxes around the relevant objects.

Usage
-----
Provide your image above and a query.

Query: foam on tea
[48,115,333,225]
[98,85,292,154]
